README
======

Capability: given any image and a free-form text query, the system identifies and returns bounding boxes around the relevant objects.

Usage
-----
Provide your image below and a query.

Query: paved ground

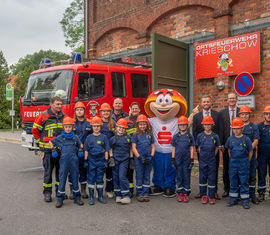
[0,131,270,234]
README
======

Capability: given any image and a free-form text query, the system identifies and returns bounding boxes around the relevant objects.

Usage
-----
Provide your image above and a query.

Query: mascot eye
[156,94,165,104]
[164,95,172,105]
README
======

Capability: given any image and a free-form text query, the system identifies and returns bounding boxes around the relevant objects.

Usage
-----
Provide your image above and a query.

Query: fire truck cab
[21,59,152,151]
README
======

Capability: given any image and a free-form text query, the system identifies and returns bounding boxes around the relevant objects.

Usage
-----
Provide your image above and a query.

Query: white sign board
[236,95,255,109]
[9,110,15,116]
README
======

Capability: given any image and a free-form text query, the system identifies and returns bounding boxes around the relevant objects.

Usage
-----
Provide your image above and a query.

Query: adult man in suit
[192,95,223,199]
[219,92,240,197]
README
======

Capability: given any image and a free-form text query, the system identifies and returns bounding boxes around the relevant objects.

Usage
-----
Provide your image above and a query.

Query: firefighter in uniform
[32,96,65,202]
[125,102,141,197]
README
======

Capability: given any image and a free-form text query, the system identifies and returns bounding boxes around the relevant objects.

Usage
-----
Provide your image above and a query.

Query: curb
[0,137,21,145]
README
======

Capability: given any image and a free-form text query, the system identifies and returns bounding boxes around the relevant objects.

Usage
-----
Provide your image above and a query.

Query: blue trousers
[135,157,152,196]
[68,157,88,184]
[229,158,250,203]
[257,146,270,194]
[112,159,130,197]
[57,154,81,201]
[199,159,216,199]
[175,158,191,195]
[152,152,176,190]
[43,151,59,194]
[87,156,105,189]
[249,152,257,198]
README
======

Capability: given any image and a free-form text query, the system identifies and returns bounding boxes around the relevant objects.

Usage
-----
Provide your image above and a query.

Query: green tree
[0,51,11,129]
[60,0,84,52]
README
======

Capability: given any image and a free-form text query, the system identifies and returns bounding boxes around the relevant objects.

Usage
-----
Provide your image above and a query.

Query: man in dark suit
[192,95,223,199]
[219,92,240,197]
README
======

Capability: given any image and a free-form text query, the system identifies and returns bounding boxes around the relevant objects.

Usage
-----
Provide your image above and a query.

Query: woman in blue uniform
[100,103,115,198]
[171,116,195,203]
[239,105,259,204]
[109,118,133,204]
[68,102,92,200]
[132,114,155,202]
[83,116,111,205]
[49,117,84,208]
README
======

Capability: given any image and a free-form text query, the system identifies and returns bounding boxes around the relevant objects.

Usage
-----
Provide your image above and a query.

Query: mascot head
[144,88,187,122]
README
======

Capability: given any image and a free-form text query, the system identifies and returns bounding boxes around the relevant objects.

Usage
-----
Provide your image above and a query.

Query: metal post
[12,87,14,133]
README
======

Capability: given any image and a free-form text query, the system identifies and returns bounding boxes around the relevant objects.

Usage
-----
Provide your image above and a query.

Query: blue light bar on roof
[42,58,51,68]
[73,53,82,63]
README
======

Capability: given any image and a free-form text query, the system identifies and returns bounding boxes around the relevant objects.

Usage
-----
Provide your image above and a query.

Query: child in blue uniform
[49,117,84,208]
[109,118,132,204]
[257,105,270,201]
[171,116,194,203]
[239,105,259,204]
[100,103,115,198]
[196,116,221,205]
[68,102,92,200]
[83,116,111,205]
[226,117,253,209]
[132,114,155,202]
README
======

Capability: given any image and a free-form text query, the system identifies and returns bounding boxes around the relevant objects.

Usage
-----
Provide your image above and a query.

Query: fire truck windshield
[24,69,74,106]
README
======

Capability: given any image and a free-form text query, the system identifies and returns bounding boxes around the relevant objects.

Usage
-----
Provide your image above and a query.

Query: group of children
[49,102,270,210]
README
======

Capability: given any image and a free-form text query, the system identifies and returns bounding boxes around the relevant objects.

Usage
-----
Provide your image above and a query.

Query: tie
[232,109,235,120]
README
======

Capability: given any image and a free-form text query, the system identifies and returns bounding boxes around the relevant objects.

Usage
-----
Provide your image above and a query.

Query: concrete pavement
[0,130,22,144]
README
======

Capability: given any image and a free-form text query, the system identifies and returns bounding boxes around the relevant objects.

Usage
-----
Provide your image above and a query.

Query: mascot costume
[144,88,198,197]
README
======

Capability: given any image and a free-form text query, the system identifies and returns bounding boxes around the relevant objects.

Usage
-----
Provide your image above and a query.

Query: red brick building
[84,0,270,121]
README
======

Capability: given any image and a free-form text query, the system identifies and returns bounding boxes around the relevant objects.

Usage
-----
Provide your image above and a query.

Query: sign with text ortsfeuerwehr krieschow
[196,32,260,79]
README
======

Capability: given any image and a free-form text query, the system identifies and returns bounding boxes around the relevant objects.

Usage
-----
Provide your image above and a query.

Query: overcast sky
[0,0,74,67]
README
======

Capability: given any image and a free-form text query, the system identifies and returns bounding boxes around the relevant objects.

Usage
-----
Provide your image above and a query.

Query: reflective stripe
[58,190,65,194]
[43,183,52,187]
[142,184,150,187]
[88,184,95,189]
[241,194,249,199]
[121,190,129,193]
[33,123,43,131]
[184,188,191,191]
[127,128,136,135]
[249,185,256,188]
[129,183,134,188]
[114,189,121,192]
[208,185,215,188]
[258,186,266,189]
[73,189,80,193]
[55,181,59,186]
[136,186,142,189]
[80,181,87,184]
[177,187,184,191]
[106,178,113,182]
[229,192,238,197]
[48,129,53,137]
[96,184,103,189]
[199,184,207,187]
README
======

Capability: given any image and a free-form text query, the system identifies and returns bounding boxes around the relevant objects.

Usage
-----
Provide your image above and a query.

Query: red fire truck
[21,57,152,152]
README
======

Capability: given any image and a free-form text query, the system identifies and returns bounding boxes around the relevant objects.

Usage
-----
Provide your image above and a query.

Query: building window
[111,72,126,97]
[131,74,149,98]
[78,72,105,100]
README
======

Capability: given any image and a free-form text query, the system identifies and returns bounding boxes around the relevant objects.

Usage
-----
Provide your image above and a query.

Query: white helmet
[55,89,67,99]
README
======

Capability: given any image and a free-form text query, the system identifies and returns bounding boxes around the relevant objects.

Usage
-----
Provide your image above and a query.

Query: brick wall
[86,0,270,122]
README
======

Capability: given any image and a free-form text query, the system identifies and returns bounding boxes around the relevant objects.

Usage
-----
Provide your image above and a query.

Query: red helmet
[74,102,85,109]
[231,117,244,128]
[62,117,75,125]
[239,105,252,114]
[201,115,214,124]
[90,116,103,125]
[116,118,128,128]
[263,105,270,113]
[136,114,148,123]
[177,116,189,124]
[100,103,111,111]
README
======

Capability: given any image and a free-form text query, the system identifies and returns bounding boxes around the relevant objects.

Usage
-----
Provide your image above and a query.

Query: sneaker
[183,194,189,203]
[209,198,215,205]
[251,197,259,205]
[144,196,150,202]
[120,196,131,204]
[178,193,184,202]
[201,195,208,204]
[163,188,176,198]
[116,196,122,203]
[149,186,164,196]
[258,192,265,202]
[55,201,63,208]
[107,191,114,198]
[74,199,84,206]
[226,200,238,207]
[242,202,250,209]
[137,196,144,202]
[44,194,52,203]
[195,193,202,199]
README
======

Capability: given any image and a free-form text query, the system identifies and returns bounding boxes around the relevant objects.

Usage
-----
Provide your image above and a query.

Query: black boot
[69,184,74,200]
[258,192,265,202]
[55,201,63,208]
[81,183,89,199]
[74,199,84,206]
[44,194,52,203]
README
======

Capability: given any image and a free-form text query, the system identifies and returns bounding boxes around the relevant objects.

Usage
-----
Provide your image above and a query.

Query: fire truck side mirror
[74,97,79,103]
